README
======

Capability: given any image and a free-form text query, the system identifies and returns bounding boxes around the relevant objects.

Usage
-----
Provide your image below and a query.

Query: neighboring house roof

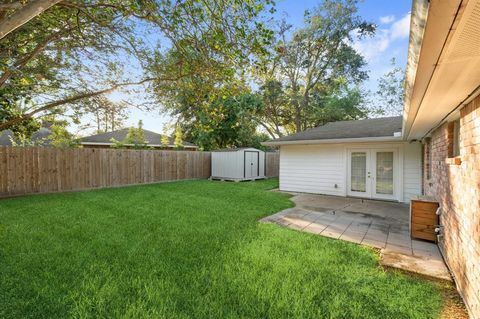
[0,128,52,146]
[80,128,198,148]
[403,0,480,140]
[262,116,403,146]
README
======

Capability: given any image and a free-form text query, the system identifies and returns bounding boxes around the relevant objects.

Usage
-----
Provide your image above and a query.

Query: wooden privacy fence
[0,147,279,198]
[0,147,211,198]
[265,152,279,177]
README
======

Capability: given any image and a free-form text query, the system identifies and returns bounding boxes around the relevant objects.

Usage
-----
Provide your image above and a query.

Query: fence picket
[0,147,277,198]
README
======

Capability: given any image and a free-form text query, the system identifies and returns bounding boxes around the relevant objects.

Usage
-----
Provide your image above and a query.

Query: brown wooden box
[410,199,439,242]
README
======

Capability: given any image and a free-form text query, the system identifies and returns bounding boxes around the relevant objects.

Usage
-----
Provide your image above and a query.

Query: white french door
[347,149,397,200]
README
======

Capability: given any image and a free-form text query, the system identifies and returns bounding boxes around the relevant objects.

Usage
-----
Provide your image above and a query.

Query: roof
[80,128,198,148]
[0,128,52,146]
[403,0,480,140]
[213,147,261,152]
[263,117,403,145]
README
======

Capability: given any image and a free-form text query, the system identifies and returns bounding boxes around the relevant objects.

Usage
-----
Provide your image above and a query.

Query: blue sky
[83,0,412,136]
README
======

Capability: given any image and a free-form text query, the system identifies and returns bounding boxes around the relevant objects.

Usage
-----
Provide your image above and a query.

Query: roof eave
[262,136,403,146]
[402,0,430,140]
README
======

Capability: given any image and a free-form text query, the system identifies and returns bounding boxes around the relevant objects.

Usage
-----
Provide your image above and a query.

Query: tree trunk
[294,103,302,133]
[0,0,62,40]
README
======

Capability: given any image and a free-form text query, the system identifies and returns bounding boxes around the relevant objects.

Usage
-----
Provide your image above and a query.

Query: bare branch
[0,0,62,40]
[0,28,68,87]
[0,78,154,130]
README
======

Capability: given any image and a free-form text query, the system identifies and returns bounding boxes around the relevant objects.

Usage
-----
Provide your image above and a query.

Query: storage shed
[211,148,265,181]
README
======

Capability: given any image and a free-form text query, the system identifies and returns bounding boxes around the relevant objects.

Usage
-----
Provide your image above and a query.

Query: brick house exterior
[403,1,480,317]
[423,95,480,317]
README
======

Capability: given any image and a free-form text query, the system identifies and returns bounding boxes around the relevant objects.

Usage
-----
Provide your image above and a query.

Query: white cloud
[379,15,395,24]
[353,13,411,62]
[390,13,411,40]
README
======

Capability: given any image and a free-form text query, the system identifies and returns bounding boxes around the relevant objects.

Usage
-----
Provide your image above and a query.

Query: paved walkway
[262,193,451,280]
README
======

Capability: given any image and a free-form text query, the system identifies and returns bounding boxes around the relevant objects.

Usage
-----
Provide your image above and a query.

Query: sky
[80,0,412,136]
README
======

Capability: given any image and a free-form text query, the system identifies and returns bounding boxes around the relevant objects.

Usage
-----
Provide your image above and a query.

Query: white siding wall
[402,142,422,202]
[280,144,346,196]
[279,142,422,203]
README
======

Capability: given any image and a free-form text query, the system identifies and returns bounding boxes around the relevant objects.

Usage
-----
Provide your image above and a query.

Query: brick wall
[423,95,480,318]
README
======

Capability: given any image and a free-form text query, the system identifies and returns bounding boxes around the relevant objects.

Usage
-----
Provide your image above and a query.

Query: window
[453,119,460,157]
[446,120,462,165]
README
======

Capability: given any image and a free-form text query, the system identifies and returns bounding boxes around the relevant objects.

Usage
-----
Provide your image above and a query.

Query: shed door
[244,151,259,178]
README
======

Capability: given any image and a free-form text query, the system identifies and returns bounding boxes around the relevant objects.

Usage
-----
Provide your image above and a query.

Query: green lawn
[0,179,442,318]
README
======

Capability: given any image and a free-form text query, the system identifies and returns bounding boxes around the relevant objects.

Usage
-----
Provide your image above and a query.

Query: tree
[160,127,170,148]
[0,95,41,141]
[255,0,375,134]
[48,122,79,148]
[174,125,183,149]
[0,1,149,133]
[307,80,368,126]
[183,94,265,150]
[111,120,148,149]
[0,0,276,134]
[0,0,61,39]
[374,58,405,116]
[83,96,128,134]
[256,80,291,138]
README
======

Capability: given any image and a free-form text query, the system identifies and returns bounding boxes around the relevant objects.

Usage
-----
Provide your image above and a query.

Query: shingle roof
[80,128,198,147]
[267,116,403,143]
[0,128,52,146]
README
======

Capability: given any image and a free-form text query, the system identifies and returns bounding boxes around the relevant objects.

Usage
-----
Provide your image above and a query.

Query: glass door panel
[375,152,394,195]
[350,152,367,193]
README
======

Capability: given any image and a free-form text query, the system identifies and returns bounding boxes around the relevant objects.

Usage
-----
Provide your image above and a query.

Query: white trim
[402,0,430,139]
[345,146,401,201]
[262,136,402,146]
[80,142,198,149]
[371,148,399,201]
[346,148,372,198]
[398,144,404,202]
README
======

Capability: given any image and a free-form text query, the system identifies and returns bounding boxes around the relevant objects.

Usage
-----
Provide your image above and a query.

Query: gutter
[262,136,403,146]
[402,0,430,140]
[403,0,465,140]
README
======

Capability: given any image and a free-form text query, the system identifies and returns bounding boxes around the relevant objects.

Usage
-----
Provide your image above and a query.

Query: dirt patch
[384,267,468,319]
[437,282,469,319]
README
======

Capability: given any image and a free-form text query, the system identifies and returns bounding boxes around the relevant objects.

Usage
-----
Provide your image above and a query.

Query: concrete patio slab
[261,192,452,281]
[382,250,451,281]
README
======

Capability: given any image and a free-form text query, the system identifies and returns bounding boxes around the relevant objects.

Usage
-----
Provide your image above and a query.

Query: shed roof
[213,147,262,152]
[80,128,198,147]
[263,116,402,145]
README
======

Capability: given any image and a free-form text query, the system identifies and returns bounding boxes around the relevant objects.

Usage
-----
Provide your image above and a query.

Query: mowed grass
[0,179,442,318]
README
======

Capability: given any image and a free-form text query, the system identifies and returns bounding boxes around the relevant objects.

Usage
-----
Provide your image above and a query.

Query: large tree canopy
[374,58,405,117]
[254,0,374,137]
[1,0,382,149]
[0,0,275,139]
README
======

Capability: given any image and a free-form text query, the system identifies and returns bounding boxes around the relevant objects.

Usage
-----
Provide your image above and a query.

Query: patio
[262,193,451,280]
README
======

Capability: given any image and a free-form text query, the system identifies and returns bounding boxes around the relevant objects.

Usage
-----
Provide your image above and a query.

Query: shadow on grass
[0,179,442,318]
